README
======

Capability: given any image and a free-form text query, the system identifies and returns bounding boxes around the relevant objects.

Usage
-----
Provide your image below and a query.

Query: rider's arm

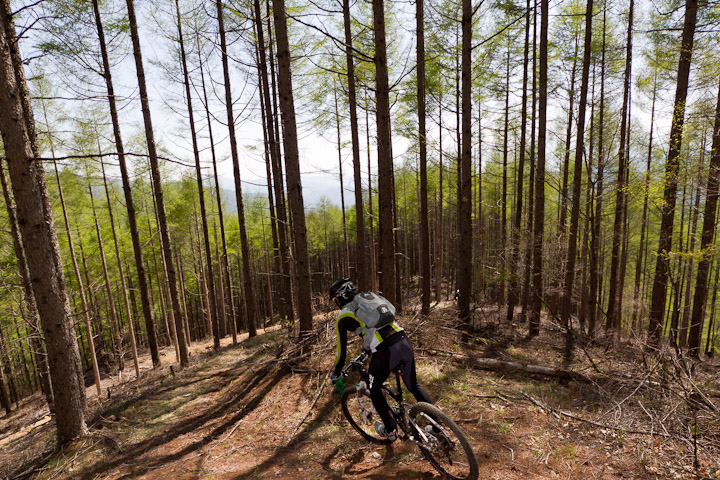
[333,311,361,377]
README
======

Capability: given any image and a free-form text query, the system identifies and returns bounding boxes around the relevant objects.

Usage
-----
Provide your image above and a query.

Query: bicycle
[338,350,479,480]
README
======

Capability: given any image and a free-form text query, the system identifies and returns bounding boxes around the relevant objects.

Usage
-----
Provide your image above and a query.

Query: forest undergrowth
[1,301,720,479]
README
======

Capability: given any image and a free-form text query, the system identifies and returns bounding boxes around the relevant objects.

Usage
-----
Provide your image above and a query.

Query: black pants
[368,335,433,432]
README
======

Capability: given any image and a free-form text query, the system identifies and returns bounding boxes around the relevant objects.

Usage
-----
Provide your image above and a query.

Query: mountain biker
[329,278,433,442]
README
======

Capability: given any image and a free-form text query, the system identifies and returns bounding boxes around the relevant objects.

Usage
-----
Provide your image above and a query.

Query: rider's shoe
[375,421,397,442]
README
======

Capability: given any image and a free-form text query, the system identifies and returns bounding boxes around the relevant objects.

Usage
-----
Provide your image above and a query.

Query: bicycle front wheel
[341,384,391,445]
[409,402,478,480]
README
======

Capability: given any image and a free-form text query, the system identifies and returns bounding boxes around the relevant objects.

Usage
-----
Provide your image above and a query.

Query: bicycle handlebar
[341,350,369,377]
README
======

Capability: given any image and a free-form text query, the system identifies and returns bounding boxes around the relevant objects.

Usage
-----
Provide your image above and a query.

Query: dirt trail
[2,308,718,479]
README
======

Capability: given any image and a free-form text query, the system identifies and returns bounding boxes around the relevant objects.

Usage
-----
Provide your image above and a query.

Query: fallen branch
[421,347,593,383]
[289,370,331,439]
[520,392,673,438]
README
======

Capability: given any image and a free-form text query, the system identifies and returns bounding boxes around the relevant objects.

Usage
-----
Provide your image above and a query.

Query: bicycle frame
[342,351,427,443]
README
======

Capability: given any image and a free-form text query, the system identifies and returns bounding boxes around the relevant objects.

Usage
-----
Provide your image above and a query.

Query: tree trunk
[372,0,396,304]
[216,0,258,337]
[631,79,657,328]
[0,159,53,406]
[416,0,430,314]
[125,0,188,366]
[263,0,296,322]
[457,0,473,324]
[588,4,607,337]
[175,0,221,348]
[343,0,367,291]
[0,2,87,441]
[272,0,314,333]
[335,87,350,275]
[688,78,720,355]
[648,0,698,345]
[88,179,125,373]
[529,0,549,337]
[606,0,634,332]
[197,33,237,345]
[507,0,531,322]
[92,0,160,367]
[521,3,538,323]
[366,93,378,291]
[561,0,594,356]
[558,38,579,239]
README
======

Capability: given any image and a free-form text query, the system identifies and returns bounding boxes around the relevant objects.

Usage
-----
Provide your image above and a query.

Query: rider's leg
[393,338,434,404]
[368,347,395,432]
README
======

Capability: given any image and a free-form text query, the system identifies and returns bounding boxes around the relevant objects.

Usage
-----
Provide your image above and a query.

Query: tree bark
[0,0,87,442]
[272,0,314,333]
[372,0,396,304]
[507,0,531,323]
[688,78,720,355]
[196,33,237,344]
[175,0,221,348]
[648,0,698,345]
[416,0,430,315]
[92,0,160,367]
[561,0,594,355]
[88,179,125,373]
[0,159,53,406]
[216,0,258,337]
[530,0,549,337]
[606,0,634,332]
[125,0,188,366]
[342,0,367,292]
[458,0,473,324]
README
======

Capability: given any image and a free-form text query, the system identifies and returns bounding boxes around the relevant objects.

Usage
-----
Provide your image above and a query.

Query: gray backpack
[350,292,396,329]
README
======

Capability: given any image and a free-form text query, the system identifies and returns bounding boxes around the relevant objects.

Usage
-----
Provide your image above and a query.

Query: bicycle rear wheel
[409,402,478,480]
[341,384,391,445]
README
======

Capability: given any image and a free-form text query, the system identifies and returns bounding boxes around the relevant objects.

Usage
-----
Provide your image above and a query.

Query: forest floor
[2,301,720,480]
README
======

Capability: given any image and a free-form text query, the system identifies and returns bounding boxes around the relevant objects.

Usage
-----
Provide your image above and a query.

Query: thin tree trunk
[521,3,538,323]
[366,92,378,292]
[688,78,720,355]
[632,79,657,328]
[558,38,579,238]
[530,0,549,337]
[125,0,188,366]
[343,0,367,291]
[606,0,634,332]
[175,0,220,348]
[507,0,531,322]
[588,4,607,337]
[88,179,125,373]
[417,0,430,314]
[92,0,160,367]
[218,0,258,336]
[99,162,140,378]
[649,0,698,345]
[335,87,350,275]
[679,143,703,347]
[458,0,473,324]
[197,33,237,345]
[53,162,102,397]
[147,213,174,351]
[561,0,594,357]
[705,260,719,355]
